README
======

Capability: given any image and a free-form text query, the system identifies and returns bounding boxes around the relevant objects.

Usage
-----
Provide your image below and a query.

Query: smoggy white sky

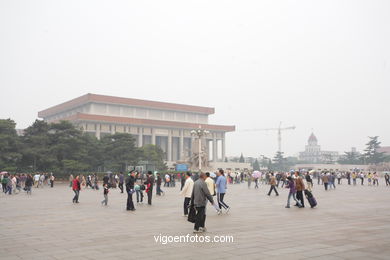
[1,0,389,158]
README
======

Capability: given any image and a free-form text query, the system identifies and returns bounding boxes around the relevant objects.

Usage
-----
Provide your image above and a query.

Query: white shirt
[180,177,194,198]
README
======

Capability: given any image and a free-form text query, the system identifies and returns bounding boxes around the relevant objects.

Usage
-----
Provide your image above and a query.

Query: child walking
[101,184,109,206]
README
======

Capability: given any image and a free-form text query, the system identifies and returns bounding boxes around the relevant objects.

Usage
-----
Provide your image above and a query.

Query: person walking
[50,174,55,188]
[118,172,124,193]
[295,172,305,207]
[205,172,221,214]
[373,172,379,186]
[385,173,390,186]
[72,176,81,203]
[180,173,186,191]
[191,172,215,233]
[267,173,279,196]
[330,173,336,189]
[101,183,109,206]
[25,174,33,195]
[347,172,351,185]
[247,174,252,189]
[254,177,259,189]
[216,169,230,213]
[135,172,144,203]
[34,173,40,188]
[322,174,329,191]
[125,171,136,211]
[285,176,302,208]
[2,174,8,193]
[156,174,163,196]
[144,171,154,205]
[337,172,342,185]
[69,174,74,187]
[305,172,313,191]
[180,172,194,217]
[352,172,357,186]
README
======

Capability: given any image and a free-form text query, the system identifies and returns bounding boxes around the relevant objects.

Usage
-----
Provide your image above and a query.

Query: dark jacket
[125,176,135,192]
[25,176,33,187]
[144,175,154,189]
[191,178,214,207]
[157,176,162,186]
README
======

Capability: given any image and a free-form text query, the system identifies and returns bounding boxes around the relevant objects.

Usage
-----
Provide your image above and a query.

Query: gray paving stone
[0,181,389,259]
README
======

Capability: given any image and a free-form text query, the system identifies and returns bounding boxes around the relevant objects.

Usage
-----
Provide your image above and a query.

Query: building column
[222,135,226,162]
[138,127,143,147]
[213,133,218,162]
[151,128,156,145]
[167,130,172,162]
[110,124,115,135]
[179,130,184,160]
[95,123,101,140]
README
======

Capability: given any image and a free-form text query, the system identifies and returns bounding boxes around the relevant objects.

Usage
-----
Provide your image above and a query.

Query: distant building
[299,133,339,163]
[38,93,235,163]
[377,146,390,156]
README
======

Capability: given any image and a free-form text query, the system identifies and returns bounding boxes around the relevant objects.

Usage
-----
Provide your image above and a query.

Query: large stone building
[299,133,339,163]
[38,93,235,164]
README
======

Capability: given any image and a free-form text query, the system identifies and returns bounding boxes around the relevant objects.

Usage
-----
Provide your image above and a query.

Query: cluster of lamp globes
[190,127,210,137]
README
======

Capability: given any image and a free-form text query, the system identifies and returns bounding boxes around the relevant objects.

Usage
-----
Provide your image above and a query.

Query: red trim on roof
[60,113,235,132]
[38,93,215,117]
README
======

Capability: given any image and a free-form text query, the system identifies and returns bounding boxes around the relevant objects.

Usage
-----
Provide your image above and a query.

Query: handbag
[187,204,196,223]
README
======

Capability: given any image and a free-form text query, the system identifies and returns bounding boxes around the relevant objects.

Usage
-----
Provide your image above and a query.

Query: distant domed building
[299,133,339,163]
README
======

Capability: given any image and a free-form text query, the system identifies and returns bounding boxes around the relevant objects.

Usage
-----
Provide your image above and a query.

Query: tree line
[0,119,167,175]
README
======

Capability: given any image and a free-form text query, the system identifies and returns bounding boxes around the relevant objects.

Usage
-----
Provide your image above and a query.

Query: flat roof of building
[38,93,215,118]
[61,113,235,132]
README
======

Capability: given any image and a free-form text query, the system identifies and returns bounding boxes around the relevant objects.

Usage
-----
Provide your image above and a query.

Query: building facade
[38,93,235,163]
[299,133,339,163]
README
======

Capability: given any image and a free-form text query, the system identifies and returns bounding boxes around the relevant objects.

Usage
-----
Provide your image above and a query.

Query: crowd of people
[2,168,389,234]
[1,172,54,195]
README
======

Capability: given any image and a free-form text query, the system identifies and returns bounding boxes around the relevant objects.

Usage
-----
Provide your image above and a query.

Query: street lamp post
[191,126,209,172]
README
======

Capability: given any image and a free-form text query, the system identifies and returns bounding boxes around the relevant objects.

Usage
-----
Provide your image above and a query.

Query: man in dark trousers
[191,172,215,233]
[144,171,154,205]
[125,171,136,211]
[156,174,162,196]
[118,172,124,193]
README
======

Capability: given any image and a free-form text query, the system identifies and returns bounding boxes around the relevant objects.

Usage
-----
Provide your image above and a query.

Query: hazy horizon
[1,0,389,158]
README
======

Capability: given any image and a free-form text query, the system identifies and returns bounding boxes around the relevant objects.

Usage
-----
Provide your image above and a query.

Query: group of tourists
[1,172,54,195]
[180,169,231,233]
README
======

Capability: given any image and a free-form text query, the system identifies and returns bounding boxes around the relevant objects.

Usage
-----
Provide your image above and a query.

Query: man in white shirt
[179,172,194,217]
[34,174,40,188]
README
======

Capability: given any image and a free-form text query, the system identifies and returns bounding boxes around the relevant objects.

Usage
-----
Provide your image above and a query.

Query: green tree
[47,121,90,172]
[140,144,167,171]
[101,133,139,172]
[252,159,260,171]
[20,120,53,171]
[338,151,362,164]
[363,136,386,164]
[272,151,287,171]
[0,119,22,171]
[239,153,245,163]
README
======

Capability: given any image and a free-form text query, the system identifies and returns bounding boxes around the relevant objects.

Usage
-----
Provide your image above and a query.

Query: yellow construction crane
[241,122,295,153]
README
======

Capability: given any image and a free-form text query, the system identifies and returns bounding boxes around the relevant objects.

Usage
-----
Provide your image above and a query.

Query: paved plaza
[1,180,389,260]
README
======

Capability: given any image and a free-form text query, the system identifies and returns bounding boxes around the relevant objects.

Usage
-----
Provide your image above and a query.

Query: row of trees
[0,119,167,175]
[338,136,388,165]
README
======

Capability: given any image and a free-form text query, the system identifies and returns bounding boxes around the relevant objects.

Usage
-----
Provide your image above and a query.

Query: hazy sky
[1,0,389,158]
